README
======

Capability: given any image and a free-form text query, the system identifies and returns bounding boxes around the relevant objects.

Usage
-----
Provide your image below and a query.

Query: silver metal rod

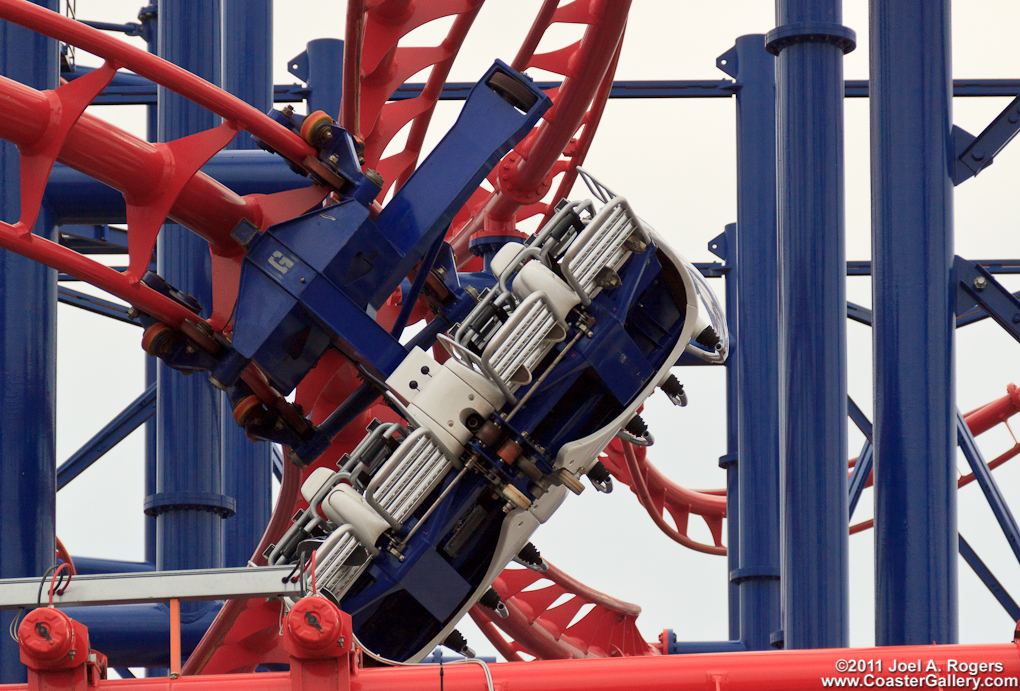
[0,566,305,610]
[396,459,475,550]
[505,328,585,422]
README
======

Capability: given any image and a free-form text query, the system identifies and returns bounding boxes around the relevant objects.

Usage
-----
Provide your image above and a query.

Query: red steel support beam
[6,636,1020,691]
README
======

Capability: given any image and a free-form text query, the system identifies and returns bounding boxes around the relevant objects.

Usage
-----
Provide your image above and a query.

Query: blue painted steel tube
[71,557,155,574]
[720,223,741,643]
[45,152,308,225]
[222,0,273,119]
[0,5,59,682]
[731,34,782,652]
[154,0,227,585]
[220,0,273,568]
[768,0,853,649]
[302,39,345,117]
[870,0,957,646]
[66,604,220,668]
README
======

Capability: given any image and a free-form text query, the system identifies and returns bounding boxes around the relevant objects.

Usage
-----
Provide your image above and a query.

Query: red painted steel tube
[387,4,484,194]
[509,0,560,72]
[0,75,263,252]
[341,0,365,134]
[180,452,304,676]
[850,385,1020,493]
[964,384,1020,438]
[0,0,315,167]
[448,1,630,258]
[6,640,1020,691]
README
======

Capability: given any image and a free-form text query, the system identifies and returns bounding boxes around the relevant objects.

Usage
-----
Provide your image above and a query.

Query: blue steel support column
[0,4,59,681]
[767,2,854,649]
[142,6,158,570]
[152,0,230,582]
[871,0,957,646]
[719,223,741,643]
[728,35,782,652]
[297,38,344,117]
[145,356,157,567]
[220,0,273,568]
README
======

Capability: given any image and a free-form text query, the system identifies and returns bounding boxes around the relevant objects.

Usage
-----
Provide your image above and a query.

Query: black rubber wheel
[487,70,539,111]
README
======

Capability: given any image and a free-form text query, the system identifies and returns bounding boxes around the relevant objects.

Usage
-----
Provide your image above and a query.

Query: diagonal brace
[58,286,140,325]
[956,409,1020,565]
[848,440,872,520]
[952,93,1020,185]
[954,256,1020,342]
[57,383,156,489]
[959,533,1020,621]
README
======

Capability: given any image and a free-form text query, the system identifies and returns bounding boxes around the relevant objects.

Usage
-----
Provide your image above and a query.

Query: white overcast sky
[51,0,1020,662]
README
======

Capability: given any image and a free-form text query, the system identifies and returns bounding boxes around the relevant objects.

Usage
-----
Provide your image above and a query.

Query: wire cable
[49,562,72,606]
[37,564,58,606]
[8,608,24,643]
[447,658,495,691]
[305,549,317,596]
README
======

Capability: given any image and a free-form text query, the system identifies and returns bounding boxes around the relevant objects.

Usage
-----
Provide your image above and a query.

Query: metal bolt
[328,154,339,164]
[971,147,986,161]
[973,276,988,291]
[1010,113,1020,124]
[282,105,294,118]
[1012,313,1020,324]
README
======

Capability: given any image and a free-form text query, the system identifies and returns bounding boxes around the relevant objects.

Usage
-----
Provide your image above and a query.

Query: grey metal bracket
[0,566,305,610]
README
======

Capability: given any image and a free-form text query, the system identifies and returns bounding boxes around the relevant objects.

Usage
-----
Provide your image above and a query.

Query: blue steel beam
[847,441,873,520]
[57,286,139,325]
[153,0,228,591]
[682,233,739,656]
[956,411,1020,565]
[955,257,1020,343]
[952,93,1020,184]
[59,224,129,253]
[56,384,156,490]
[871,0,957,646]
[0,2,59,682]
[958,534,1020,622]
[957,297,1020,327]
[64,603,220,668]
[220,0,274,570]
[45,150,308,226]
[288,38,344,116]
[769,0,854,649]
[71,557,155,574]
[847,397,872,441]
[720,36,782,653]
[72,76,1020,106]
[850,260,1020,276]
[846,298,1020,329]
[712,224,741,644]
